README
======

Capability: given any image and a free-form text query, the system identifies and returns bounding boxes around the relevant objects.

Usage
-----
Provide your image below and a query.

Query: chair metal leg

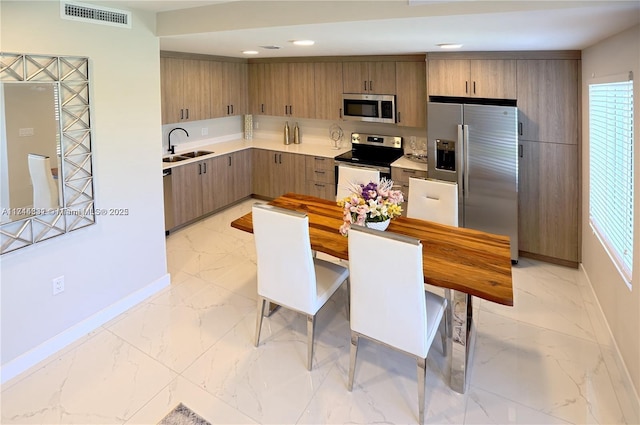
[417,357,427,425]
[306,314,316,370]
[439,313,448,357]
[347,332,359,391]
[254,298,266,347]
[444,289,453,338]
[345,278,350,320]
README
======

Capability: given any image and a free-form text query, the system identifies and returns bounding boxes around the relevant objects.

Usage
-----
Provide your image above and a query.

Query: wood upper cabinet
[516,59,579,144]
[427,59,516,99]
[224,61,248,116]
[518,140,579,264]
[395,61,426,128]
[161,57,211,124]
[248,62,273,115]
[314,62,344,120]
[252,149,305,198]
[211,61,247,117]
[342,61,396,94]
[268,63,316,118]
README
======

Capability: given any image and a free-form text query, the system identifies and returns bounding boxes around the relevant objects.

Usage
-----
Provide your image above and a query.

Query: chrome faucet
[168,127,189,154]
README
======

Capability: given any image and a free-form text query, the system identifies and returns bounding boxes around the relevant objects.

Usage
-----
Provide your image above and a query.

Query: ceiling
[106,0,640,58]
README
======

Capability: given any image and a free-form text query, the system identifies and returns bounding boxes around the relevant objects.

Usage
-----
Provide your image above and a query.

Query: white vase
[365,219,390,231]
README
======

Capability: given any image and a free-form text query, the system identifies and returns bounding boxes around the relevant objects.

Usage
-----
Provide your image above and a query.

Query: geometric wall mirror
[0,52,95,254]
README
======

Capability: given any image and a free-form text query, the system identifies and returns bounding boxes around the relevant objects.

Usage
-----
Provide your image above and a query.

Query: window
[589,74,634,285]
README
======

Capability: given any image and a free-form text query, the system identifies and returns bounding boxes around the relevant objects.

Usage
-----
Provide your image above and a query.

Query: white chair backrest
[407,178,458,227]
[348,226,429,358]
[252,204,317,313]
[336,165,380,200]
[27,153,59,210]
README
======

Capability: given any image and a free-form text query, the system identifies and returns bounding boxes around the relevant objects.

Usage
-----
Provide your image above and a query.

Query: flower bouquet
[337,178,404,236]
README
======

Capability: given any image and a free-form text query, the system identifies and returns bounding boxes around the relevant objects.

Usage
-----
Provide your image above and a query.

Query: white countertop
[162,137,351,170]
[392,156,428,172]
[162,136,427,172]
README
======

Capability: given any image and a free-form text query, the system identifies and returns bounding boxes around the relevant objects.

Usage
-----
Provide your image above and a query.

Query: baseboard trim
[579,264,640,423]
[519,250,579,269]
[0,273,171,385]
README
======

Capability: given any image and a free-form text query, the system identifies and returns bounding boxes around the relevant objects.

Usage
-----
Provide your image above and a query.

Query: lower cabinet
[391,166,427,216]
[171,159,213,228]
[518,140,579,265]
[208,149,252,209]
[170,150,252,230]
[304,155,336,201]
[252,149,305,198]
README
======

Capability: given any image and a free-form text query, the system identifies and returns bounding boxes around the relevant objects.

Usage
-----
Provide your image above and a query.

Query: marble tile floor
[2,199,638,424]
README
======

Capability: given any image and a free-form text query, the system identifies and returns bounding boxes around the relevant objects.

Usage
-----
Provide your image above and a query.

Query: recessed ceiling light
[242,50,259,55]
[438,43,463,49]
[292,40,315,46]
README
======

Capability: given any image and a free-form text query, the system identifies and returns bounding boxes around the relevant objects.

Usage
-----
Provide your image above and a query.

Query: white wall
[0,1,169,380]
[581,24,640,399]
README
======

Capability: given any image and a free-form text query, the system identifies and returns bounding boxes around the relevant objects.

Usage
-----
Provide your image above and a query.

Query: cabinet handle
[227,105,230,115]
[274,153,278,164]
[473,81,476,94]
[339,108,343,118]
[315,170,326,175]
[203,162,207,173]
[314,157,325,161]
[279,154,282,164]
[289,105,292,115]
[185,109,189,119]
[518,122,523,136]
[403,169,416,174]
[465,81,469,94]
[397,111,401,123]
[180,109,184,120]
[363,80,367,91]
[231,104,234,114]
[519,144,523,158]
[314,183,325,188]
[369,80,373,92]
[198,163,202,174]
[228,156,232,166]
[261,103,264,113]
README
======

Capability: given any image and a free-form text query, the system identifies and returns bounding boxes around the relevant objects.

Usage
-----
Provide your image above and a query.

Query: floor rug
[158,403,212,425]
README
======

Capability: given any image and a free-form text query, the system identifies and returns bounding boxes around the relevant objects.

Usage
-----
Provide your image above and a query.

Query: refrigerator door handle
[457,123,465,193]
[460,124,470,199]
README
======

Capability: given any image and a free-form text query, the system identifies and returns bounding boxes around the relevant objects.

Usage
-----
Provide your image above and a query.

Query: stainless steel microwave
[342,94,396,124]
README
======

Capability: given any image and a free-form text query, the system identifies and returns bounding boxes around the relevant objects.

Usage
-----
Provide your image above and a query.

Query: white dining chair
[252,203,350,370]
[27,153,59,210]
[407,177,458,226]
[347,225,447,425]
[336,165,379,200]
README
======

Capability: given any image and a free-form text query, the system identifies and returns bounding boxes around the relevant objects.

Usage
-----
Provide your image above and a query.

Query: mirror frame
[0,53,95,254]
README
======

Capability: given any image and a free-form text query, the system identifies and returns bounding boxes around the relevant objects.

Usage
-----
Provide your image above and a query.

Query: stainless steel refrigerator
[427,100,519,262]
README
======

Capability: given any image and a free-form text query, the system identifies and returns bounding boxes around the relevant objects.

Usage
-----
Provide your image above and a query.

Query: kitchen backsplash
[162,114,427,154]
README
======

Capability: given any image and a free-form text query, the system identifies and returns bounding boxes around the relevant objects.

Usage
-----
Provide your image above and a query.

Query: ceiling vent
[61,1,131,29]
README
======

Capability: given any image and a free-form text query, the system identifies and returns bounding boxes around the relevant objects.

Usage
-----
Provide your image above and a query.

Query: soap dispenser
[284,121,290,145]
[293,122,300,144]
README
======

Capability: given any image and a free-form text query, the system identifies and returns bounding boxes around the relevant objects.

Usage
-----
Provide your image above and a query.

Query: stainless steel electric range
[333,133,404,184]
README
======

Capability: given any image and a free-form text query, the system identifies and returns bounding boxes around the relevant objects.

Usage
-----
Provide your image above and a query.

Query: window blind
[589,78,634,284]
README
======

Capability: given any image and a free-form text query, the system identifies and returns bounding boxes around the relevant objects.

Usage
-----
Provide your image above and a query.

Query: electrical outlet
[52,276,65,295]
[201,128,208,136]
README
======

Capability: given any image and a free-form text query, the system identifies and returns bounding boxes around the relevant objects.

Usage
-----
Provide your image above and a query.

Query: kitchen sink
[181,150,213,158]
[162,155,189,163]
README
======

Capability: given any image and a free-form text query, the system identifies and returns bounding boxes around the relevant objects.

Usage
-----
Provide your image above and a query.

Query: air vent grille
[61,1,131,29]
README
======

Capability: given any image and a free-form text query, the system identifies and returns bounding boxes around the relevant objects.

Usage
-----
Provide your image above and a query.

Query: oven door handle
[334,162,390,174]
